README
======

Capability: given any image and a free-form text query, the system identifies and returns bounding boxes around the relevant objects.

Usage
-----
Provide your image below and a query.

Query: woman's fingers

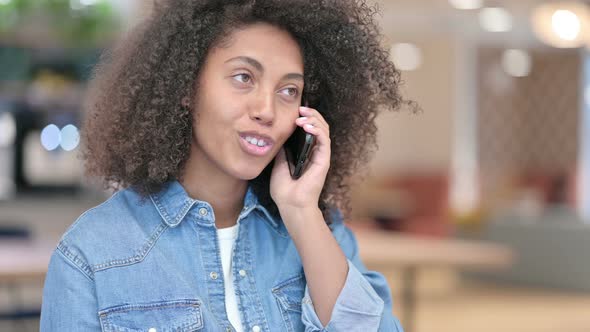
[299,106,329,129]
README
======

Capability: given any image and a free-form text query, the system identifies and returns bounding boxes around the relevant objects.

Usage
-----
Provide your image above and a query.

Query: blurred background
[1,0,590,331]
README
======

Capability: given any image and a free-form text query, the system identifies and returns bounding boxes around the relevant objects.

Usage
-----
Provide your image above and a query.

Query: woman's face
[190,22,304,180]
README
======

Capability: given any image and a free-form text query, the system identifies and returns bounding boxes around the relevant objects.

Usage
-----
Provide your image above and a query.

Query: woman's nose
[249,93,276,125]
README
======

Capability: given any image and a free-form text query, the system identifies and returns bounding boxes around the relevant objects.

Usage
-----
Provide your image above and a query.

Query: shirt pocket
[98,299,204,332]
[272,274,305,332]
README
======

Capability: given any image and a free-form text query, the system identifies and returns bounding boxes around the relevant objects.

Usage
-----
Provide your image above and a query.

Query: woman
[41,0,408,331]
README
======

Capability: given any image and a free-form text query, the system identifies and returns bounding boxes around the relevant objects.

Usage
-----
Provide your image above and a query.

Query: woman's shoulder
[62,188,139,238]
[55,187,161,269]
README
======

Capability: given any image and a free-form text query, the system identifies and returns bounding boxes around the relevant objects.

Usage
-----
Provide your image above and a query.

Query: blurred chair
[351,173,452,236]
[515,170,577,207]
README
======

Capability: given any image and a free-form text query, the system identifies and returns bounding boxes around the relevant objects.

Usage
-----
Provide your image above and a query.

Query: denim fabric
[40,180,404,332]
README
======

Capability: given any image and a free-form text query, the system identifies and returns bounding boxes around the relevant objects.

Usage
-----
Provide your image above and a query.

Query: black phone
[284,96,316,179]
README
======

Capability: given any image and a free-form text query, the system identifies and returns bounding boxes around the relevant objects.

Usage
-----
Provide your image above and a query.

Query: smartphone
[284,96,316,179]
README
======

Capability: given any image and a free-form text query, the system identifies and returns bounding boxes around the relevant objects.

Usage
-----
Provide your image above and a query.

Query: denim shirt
[40,180,404,332]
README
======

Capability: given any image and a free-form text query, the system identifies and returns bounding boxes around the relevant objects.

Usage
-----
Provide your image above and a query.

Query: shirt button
[252,326,261,332]
[210,271,218,279]
[199,208,208,216]
[239,269,247,277]
[225,327,232,332]
[148,328,157,332]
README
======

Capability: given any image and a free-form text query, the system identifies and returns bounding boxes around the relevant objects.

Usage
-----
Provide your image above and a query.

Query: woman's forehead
[209,23,304,71]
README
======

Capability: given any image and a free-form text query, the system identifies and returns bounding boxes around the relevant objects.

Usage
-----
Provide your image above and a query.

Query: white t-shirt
[217,222,244,332]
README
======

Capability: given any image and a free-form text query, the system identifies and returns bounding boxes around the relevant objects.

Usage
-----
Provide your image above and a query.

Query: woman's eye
[281,87,299,97]
[233,73,252,84]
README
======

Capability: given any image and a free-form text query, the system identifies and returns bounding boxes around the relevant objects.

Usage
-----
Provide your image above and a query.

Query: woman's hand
[270,106,331,212]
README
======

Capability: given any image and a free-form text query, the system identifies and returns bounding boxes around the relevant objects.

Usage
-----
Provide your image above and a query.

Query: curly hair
[81,0,411,225]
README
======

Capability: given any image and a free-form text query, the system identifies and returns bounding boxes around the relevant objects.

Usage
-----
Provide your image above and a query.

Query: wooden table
[350,224,515,332]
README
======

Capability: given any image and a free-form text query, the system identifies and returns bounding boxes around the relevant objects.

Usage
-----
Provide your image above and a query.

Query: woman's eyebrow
[224,56,304,82]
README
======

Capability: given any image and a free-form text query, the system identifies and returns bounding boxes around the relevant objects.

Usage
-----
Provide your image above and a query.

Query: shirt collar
[149,179,280,229]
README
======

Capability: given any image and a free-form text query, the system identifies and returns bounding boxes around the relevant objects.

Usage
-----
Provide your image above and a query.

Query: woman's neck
[181,147,248,229]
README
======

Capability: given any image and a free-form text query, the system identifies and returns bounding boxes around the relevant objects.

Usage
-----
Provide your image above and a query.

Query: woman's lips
[238,135,274,156]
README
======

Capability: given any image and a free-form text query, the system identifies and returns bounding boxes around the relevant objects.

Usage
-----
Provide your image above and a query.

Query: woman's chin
[232,163,266,180]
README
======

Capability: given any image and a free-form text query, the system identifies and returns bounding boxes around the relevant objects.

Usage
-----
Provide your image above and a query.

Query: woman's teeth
[245,136,268,147]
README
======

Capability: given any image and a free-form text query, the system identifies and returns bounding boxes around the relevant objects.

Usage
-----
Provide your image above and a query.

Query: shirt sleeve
[40,245,101,331]
[300,209,404,332]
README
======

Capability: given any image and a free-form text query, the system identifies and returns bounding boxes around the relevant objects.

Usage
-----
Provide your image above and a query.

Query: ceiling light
[501,49,532,77]
[389,43,423,71]
[449,0,483,10]
[479,7,513,32]
[531,2,590,48]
